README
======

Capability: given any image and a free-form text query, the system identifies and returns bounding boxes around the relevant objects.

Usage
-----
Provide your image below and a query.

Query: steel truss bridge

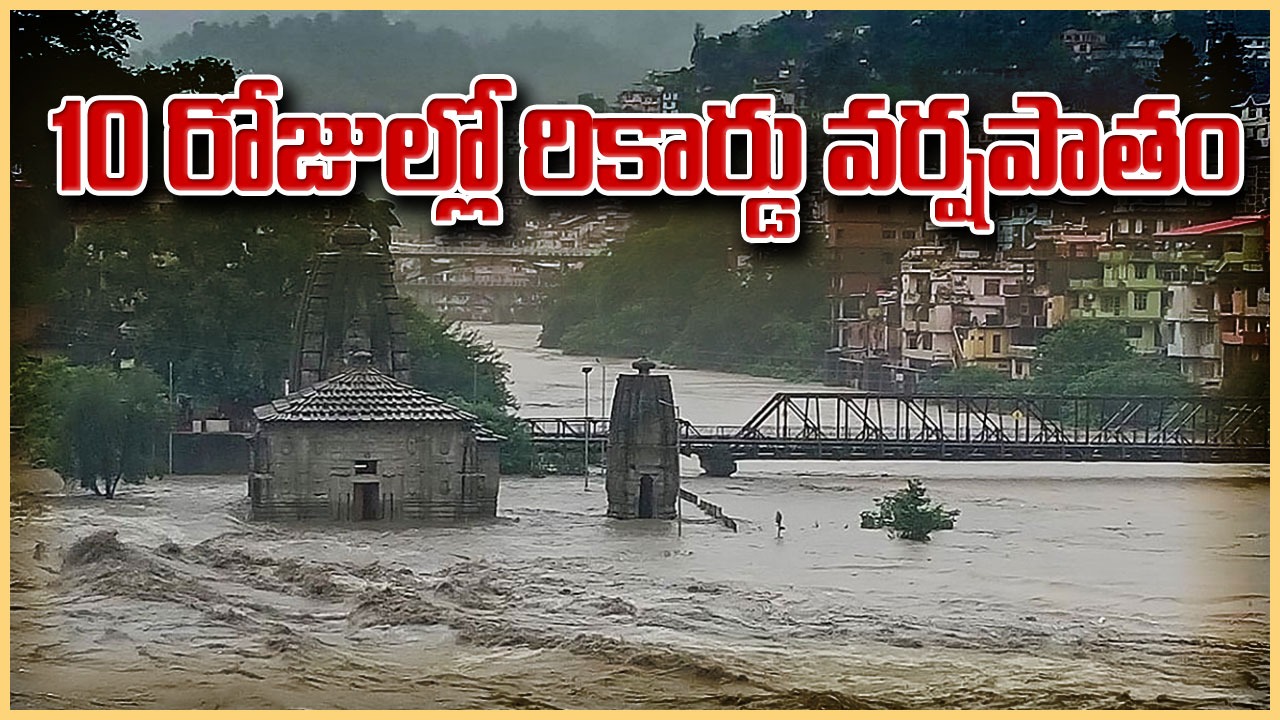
[525,392,1269,475]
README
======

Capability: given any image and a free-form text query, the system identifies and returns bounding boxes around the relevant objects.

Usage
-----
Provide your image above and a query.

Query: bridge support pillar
[606,358,680,519]
[695,447,737,477]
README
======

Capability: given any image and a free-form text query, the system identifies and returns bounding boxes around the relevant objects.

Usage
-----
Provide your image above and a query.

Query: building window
[1133,264,1149,279]
[902,229,917,239]
[1133,293,1148,311]
[1155,219,1165,234]
[1134,219,1144,234]
[1117,218,1130,234]
[991,334,1002,354]
[354,459,378,475]
[1125,324,1144,339]
[835,228,845,240]
[881,229,897,239]
[983,279,1000,295]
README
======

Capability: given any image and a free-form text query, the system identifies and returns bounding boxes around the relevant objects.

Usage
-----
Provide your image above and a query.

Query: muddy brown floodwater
[10,324,1269,709]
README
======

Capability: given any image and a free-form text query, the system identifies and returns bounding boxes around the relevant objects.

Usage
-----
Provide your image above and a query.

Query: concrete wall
[172,432,251,475]
[249,421,499,522]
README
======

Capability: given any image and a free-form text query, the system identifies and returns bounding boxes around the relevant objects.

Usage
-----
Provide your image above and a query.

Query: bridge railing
[525,417,612,439]
[729,393,1268,448]
[402,275,551,288]
[390,244,599,258]
[524,394,1268,449]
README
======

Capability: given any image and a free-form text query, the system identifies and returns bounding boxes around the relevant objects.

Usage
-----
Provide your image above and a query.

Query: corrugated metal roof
[1155,215,1267,237]
[253,366,495,438]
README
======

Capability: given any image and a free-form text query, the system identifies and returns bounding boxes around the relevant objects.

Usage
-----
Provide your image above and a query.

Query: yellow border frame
[4,4,1275,715]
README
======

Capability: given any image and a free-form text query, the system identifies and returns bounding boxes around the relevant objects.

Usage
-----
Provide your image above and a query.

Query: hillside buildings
[823,197,1268,393]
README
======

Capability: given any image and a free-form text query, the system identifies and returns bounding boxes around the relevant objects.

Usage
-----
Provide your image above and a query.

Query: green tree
[11,353,74,463]
[54,195,395,416]
[56,365,172,498]
[541,201,827,379]
[922,365,1013,396]
[1200,33,1254,114]
[1147,34,1201,110]
[1031,321,1133,395]
[401,299,515,411]
[13,11,236,308]
[1065,357,1195,398]
[399,299,535,472]
[1221,361,1268,398]
[860,479,959,541]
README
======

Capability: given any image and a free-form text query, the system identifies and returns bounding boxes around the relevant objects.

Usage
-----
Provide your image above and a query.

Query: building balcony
[901,347,951,363]
[1153,249,1215,264]
[1218,250,1268,268]
[833,314,872,326]
[1165,308,1217,322]
[1225,289,1271,317]
[1167,337,1221,359]
[1222,330,1269,346]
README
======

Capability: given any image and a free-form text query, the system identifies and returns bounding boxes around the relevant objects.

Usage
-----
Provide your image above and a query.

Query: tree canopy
[860,479,959,541]
[540,201,828,379]
[1147,34,1201,108]
[1200,33,1255,113]
[57,365,171,497]
[1030,321,1134,395]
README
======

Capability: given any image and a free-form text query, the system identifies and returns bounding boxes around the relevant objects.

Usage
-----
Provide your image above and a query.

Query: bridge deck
[525,393,1268,464]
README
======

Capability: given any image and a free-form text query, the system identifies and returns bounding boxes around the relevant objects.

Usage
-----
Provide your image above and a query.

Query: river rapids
[10,325,1268,709]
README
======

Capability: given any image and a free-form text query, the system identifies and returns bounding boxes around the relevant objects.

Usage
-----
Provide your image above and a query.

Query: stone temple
[605,358,681,519]
[290,223,411,389]
[248,352,501,521]
[248,223,501,522]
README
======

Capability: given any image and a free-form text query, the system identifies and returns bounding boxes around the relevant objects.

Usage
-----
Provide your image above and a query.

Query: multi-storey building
[1061,28,1107,55]
[1107,197,1225,246]
[1157,215,1269,390]
[825,196,923,387]
[899,246,956,374]
[1235,94,1270,215]
[1164,281,1221,384]
[899,249,1045,379]
[1205,14,1270,91]
[1064,245,1166,353]
[950,263,1042,376]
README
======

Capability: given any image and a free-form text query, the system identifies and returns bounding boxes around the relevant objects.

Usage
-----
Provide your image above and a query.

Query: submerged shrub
[860,479,959,542]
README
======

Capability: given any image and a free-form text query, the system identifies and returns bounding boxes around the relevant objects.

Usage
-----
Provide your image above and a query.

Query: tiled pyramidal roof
[254,365,502,439]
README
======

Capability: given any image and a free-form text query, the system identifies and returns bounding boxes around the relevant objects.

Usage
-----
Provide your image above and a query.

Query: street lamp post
[594,358,607,417]
[581,365,593,490]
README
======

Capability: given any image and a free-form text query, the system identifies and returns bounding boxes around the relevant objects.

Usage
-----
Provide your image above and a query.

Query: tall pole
[167,361,174,475]
[595,358,606,417]
[581,365,593,490]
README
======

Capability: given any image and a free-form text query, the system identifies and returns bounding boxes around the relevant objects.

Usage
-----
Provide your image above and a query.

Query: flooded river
[10,324,1269,709]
